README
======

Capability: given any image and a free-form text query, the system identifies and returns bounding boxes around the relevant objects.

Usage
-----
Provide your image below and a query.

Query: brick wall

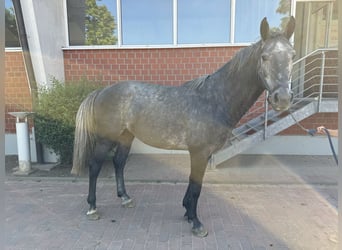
[5,51,33,133]
[64,47,337,135]
[63,47,243,86]
[280,112,338,135]
[4,47,337,136]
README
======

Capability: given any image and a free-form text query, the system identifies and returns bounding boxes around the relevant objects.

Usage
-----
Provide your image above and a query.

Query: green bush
[34,79,100,164]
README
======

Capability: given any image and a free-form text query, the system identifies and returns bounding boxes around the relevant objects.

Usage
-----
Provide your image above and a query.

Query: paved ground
[5,154,339,249]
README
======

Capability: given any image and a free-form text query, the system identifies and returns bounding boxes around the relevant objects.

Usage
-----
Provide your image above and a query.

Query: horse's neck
[208,48,265,126]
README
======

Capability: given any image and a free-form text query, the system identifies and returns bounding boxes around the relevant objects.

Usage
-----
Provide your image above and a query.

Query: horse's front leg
[183,151,208,237]
[87,140,112,220]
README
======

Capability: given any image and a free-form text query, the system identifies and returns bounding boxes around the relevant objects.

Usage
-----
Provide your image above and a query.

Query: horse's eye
[261,54,270,61]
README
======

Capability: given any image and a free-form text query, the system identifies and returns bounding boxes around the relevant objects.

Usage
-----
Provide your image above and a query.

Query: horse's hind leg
[183,151,208,237]
[87,139,113,220]
[113,131,134,207]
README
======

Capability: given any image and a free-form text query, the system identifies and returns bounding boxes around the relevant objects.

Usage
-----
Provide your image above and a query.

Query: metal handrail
[266,47,338,133]
[292,47,337,65]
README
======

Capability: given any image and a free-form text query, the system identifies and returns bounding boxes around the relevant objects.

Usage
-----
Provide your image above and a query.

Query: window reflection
[5,0,20,47]
[65,0,295,46]
[121,0,173,45]
[294,0,337,56]
[328,1,338,47]
[68,0,117,45]
[235,0,290,43]
[178,0,230,44]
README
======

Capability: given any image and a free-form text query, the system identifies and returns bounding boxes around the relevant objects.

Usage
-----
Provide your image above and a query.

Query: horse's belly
[133,130,189,151]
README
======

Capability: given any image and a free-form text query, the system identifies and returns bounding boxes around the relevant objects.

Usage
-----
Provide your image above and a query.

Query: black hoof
[86,209,100,220]
[121,198,135,208]
[192,226,208,238]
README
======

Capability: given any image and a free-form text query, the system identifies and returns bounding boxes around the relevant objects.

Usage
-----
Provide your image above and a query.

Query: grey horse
[72,17,296,237]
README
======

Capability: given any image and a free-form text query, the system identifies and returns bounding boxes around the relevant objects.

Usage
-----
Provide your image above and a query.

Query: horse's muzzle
[268,88,293,111]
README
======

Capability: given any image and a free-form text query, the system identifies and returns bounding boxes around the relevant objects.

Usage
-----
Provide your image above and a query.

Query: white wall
[5,133,37,162]
[131,135,338,156]
[5,134,338,163]
[242,135,338,155]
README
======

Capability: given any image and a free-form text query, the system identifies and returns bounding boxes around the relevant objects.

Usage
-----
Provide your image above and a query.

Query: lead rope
[289,111,338,165]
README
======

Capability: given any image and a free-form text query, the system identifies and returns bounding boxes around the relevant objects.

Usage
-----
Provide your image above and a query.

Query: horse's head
[258,16,296,111]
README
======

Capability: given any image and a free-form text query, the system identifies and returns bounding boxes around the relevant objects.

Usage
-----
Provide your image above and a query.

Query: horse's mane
[183,74,210,90]
[228,41,262,74]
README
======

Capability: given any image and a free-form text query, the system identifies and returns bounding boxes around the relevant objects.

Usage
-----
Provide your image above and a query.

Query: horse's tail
[71,89,101,176]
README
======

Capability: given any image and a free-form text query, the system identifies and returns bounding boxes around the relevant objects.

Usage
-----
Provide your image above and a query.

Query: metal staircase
[210,48,338,168]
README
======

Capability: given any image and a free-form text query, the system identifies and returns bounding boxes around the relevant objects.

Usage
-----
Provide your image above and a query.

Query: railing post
[264,91,269,140]
[208,154,216,170]
[318,51,326,112]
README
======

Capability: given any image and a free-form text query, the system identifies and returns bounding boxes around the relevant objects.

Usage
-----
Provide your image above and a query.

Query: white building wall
[241,135,338,155]
[5,133,37,161]
[20,0,67,87]
[5,134,338,162]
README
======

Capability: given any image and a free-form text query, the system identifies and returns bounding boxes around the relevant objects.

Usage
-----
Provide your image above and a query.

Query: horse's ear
[284,16,295,39]
[260,17,269,41]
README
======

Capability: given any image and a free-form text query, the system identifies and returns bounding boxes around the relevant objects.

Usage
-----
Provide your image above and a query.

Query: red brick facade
[5,47,338,136]
[5,51,33,133]
[280,112,338,134]
[63,47,243,86]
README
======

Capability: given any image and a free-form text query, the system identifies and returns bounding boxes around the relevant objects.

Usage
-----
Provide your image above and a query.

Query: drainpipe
[12,0,43,163]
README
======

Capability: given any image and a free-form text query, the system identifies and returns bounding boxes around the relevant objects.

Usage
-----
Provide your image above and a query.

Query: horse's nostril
[273,93,279,103]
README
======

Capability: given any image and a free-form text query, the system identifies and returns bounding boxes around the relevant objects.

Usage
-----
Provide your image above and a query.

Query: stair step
[268,115,281,123]
[231,132,248,141]
[246,123,263,131]
[233,125,250,135]
[290,100,313,111]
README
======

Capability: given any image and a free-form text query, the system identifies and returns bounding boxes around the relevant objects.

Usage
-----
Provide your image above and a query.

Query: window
[178,0,230,44]
[5,0,20,47]
[328,1,338,47]
[67,0,118,45]
[66,0,292,46]
[294,1,337,54]
[121,0,173,45]
[235,0,290,43]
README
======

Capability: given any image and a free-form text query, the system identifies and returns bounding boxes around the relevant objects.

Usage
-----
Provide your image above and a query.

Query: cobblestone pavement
[5,155,338,250]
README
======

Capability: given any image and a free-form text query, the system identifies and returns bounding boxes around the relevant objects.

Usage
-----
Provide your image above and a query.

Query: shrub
[34,79,100,164]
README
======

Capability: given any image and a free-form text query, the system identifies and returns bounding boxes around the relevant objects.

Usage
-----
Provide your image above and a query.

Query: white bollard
[16,121,31,172]
[8,112,35,175]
